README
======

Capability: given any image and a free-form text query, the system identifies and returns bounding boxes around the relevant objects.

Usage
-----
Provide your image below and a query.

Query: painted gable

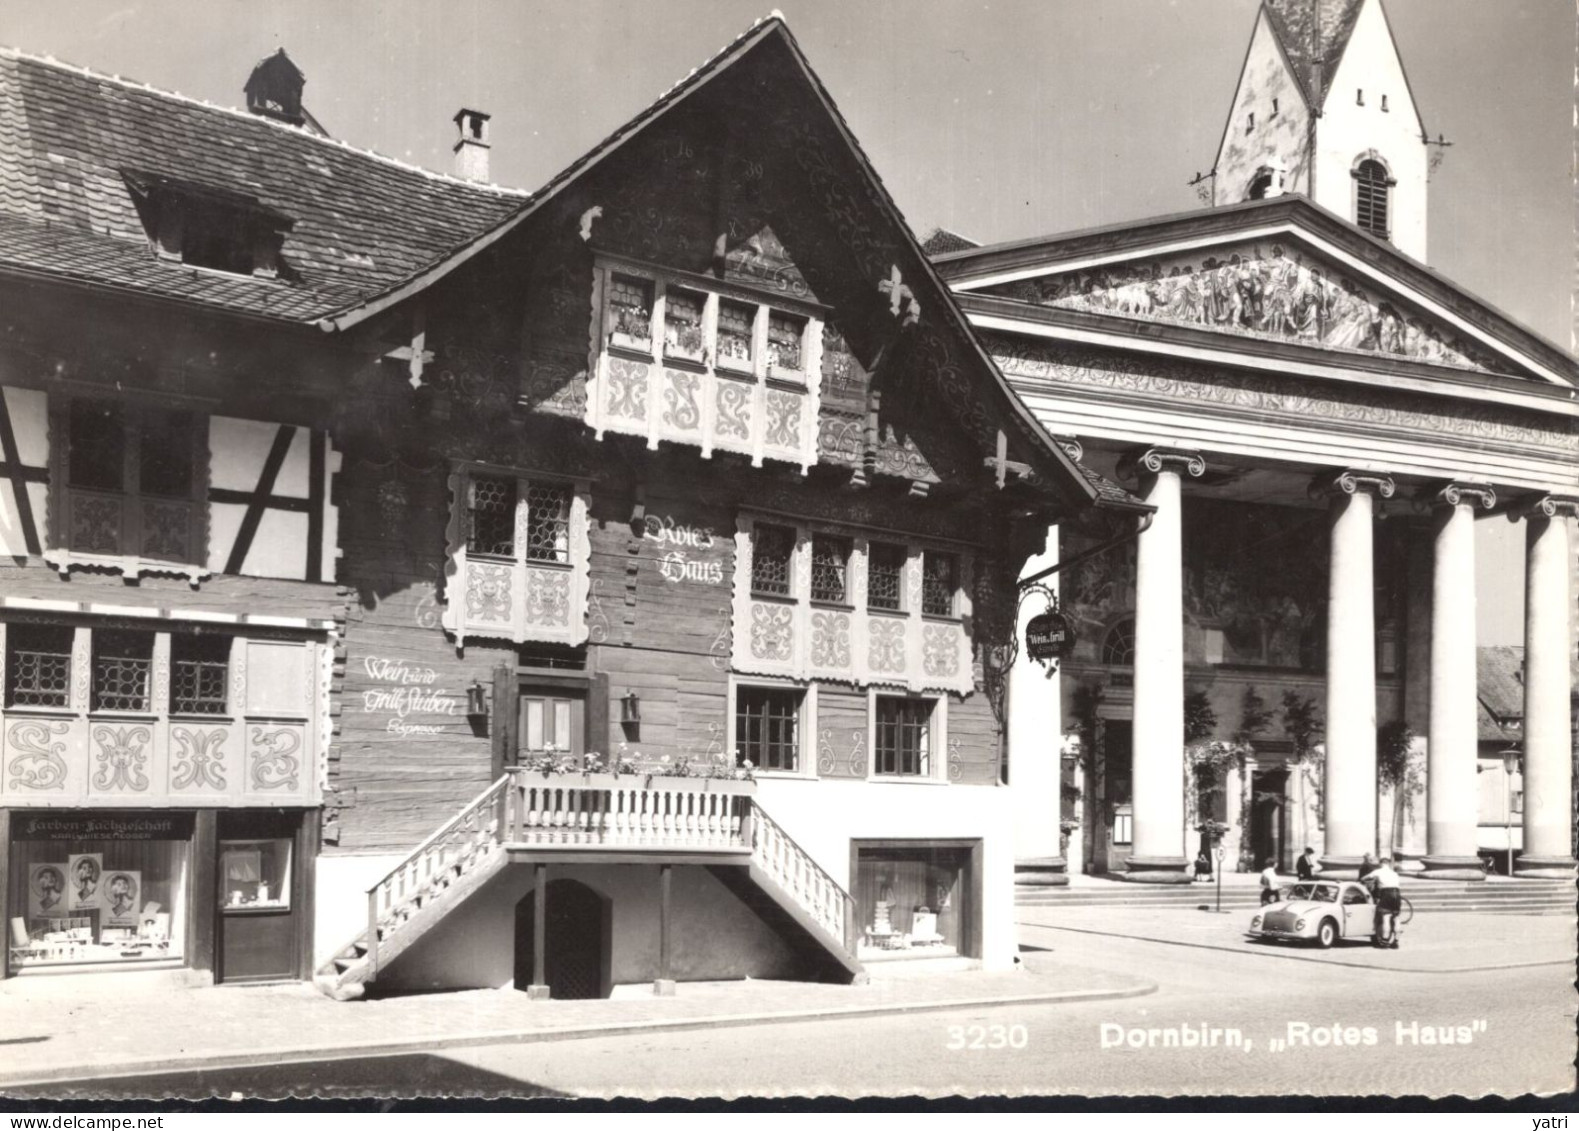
[1214,7,1314,204]
[974,236,1516,375]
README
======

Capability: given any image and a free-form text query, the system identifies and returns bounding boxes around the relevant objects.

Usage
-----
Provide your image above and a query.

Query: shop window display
[7,812,190,971]
[219,837,292,910]
[854,845,968,959]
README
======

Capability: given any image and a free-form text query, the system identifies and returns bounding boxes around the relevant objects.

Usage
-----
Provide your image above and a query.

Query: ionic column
[1516,496,1579,877]
[1312,470,1394,876]
[1119,446,1204,883]
[1420,482,1495,880]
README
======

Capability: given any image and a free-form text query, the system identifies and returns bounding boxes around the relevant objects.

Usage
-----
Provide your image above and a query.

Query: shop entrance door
[216,811,302,984]
[514,879,611,999]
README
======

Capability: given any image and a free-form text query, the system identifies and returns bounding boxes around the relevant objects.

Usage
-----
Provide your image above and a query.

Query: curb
[1019,921,1572,975]
[0,979,1157,1091]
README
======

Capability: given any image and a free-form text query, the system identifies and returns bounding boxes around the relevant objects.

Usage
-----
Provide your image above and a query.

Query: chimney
[453,109,492,182]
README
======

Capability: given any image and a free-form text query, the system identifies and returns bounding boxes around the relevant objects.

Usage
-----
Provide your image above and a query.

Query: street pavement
[5,905,1571,1102]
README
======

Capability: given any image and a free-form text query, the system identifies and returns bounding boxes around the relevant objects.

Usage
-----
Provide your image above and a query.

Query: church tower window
[1353,158,1393,241]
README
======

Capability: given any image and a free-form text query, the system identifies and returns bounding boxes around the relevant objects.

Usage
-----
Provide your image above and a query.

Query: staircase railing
[749,804,858,958]
[363,774,509,980]
[502,771,753,850]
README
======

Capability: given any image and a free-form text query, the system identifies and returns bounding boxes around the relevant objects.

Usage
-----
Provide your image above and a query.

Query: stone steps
[1016,879,1572,914]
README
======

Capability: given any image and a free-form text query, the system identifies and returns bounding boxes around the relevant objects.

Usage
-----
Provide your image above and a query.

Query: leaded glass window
[92,630,152,713]
[736,686,801,772]
[867,542,906,612]
[717,300,754,365]
[922,552,957,617]
[609,274,652,341]
[767,312,804,372]
[5,624,73,709]
[751,524,796,597]
[874,695,932,776]
[810,535,851,604]
[525,482,571,564]
[172,633,230,715]
[467,475,516,557]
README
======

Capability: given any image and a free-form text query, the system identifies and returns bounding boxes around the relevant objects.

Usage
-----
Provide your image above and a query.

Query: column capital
[1516,493,1579,521]
[1415,481,1496,512]
[1309,469,1396,502]
[1117,446,1205,483]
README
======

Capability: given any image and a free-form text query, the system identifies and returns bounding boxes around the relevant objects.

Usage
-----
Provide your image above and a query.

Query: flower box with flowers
[664,323,707,365]
[510,750,756,794]
[609,308,653,354]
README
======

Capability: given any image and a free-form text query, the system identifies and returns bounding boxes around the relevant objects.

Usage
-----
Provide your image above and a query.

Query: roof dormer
[123,169,295,280]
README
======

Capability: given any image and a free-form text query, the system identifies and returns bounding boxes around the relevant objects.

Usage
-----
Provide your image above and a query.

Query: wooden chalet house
[0,19,1142,995]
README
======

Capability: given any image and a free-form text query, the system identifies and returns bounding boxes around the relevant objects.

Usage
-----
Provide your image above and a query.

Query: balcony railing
[500,770,754,851]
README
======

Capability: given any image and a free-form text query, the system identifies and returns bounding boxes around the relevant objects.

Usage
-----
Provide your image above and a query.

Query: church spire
[1211,0,1430,262]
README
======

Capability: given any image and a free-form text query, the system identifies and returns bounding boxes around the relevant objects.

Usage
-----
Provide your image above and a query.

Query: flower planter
[609,331,652,354]
[509,769,756,796]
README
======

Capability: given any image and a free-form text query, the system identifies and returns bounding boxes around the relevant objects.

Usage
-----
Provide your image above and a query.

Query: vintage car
[1247,880,1376,948]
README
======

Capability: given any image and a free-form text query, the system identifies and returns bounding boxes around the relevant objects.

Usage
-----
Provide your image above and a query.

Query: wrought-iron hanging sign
[1021,585,1076,673]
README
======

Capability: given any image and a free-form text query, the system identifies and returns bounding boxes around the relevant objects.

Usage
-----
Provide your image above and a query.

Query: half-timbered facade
[0,46,524,982]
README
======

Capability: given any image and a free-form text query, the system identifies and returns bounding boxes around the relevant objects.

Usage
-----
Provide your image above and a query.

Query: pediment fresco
[976,240,1516,375]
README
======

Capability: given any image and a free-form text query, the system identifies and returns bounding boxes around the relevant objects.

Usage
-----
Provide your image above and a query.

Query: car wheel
[1316,919,1338,949]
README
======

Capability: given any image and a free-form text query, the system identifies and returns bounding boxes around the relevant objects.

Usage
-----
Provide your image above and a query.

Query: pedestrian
[1194,850,1212,882]
[1296,846,1321,880]
[1370,857,1403,949]
[1259,857,1280,906]
[1357,851,1379,882]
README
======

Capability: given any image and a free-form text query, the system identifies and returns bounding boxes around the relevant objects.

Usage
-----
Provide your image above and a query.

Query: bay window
[442,464,592,647]
[586,261,823,470]
[730,515,975,695]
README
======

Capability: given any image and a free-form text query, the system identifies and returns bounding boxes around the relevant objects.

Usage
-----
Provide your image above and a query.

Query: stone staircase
[1016,876,1574,915]
[315,771,862,999]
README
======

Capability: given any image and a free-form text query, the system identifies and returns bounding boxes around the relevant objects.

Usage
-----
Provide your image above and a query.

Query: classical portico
[941,196,1578,886]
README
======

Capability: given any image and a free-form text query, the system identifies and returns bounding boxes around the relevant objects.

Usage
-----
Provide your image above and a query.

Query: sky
[0,0,1571,347]
[1,0,1570,644]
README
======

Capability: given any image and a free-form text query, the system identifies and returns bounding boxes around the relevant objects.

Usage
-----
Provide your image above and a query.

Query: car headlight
[1251,915,1261,930]
[1294,918,1306,931]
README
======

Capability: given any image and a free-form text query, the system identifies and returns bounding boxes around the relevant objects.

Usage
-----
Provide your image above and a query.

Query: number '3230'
[946,1024,1029,1050]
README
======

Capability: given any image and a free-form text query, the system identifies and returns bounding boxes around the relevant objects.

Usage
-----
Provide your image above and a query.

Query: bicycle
[1375,894,1412,947]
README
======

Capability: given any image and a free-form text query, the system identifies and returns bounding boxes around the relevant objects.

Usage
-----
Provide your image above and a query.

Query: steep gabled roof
[0,46,527,322]
[1262,0,1366,107]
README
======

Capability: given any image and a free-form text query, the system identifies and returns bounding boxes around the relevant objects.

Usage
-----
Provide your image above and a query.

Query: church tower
[1211,0,1430,262]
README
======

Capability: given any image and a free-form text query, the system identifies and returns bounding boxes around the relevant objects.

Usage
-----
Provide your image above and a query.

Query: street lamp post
[1214,843,1225,914]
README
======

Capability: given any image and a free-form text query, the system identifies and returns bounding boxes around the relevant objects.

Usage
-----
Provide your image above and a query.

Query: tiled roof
[1262,0,1366,107]
[921,228,981,256]
[0,48,527,323]
[1476,645,1579,743]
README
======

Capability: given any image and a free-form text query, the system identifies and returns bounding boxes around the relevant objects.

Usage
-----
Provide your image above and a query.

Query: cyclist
[1368,856,1403,949]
